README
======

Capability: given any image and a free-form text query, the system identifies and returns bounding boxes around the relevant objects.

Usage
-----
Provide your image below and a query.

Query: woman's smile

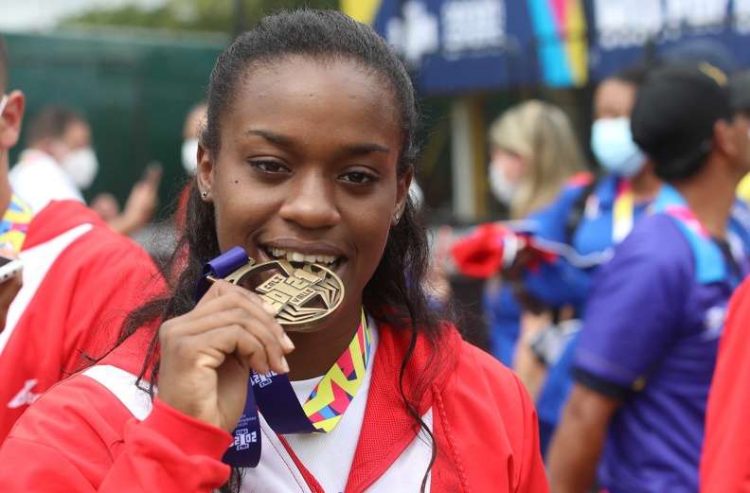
[256,238,347,270]
[196,55,409,338]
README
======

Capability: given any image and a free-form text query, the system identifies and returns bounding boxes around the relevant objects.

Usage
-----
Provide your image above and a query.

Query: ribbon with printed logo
[197,247,371,467]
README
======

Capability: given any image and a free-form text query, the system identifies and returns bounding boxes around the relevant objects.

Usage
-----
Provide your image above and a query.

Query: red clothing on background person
[0,200,164,442]
[0,321,548,492]
[701,278,750,492]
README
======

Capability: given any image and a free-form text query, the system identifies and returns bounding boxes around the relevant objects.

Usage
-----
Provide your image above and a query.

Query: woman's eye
[340,171,377,185]
[250,160,289,174]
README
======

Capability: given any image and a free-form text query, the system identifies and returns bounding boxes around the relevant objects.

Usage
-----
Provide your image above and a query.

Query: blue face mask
[591,117,646,177]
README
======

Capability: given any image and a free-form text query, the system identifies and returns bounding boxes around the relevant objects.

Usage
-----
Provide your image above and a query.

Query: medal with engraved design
[219,257,344,331]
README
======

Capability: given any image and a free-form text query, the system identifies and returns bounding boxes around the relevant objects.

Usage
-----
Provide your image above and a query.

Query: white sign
[386,0,506,65]
[735,0,750,33]
[594,0,731,50]
[386,1,440,64]
[441,0,506,57]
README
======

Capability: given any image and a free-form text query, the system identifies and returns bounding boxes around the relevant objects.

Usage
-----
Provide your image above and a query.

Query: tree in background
[62,0,339,34]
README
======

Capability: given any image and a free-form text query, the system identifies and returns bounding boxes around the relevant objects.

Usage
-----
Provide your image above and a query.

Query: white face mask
[489,164,516,205]
[61,147,99,189]
[591,117,646,178]
[181,138,199,175]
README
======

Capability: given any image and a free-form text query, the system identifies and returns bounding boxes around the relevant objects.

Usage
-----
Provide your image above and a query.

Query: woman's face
[490,148,526,184]
[593,78,636,120]
[197,56,409,325]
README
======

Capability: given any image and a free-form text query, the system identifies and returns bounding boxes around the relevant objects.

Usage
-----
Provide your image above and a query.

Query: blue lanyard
[196,247,316,467]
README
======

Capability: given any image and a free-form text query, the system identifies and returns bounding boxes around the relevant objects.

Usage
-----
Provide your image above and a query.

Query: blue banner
[368,0,588,94]
[589,0,750,79]
[360,0,750,94]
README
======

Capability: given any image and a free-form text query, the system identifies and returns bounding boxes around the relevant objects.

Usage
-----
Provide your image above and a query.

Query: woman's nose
[278,171,341,229]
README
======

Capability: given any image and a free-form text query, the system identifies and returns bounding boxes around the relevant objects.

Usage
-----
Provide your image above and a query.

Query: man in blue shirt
[548,63,750,493]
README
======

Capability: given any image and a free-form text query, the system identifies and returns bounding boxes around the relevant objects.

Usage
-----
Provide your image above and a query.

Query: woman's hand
[157,279,295,432]
[513,309,553,400]
[0,272,21,332]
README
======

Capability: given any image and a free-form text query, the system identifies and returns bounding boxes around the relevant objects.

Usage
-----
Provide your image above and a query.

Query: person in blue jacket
[548,62,750,493]
[512,64,660,452]
[481,100,586,365]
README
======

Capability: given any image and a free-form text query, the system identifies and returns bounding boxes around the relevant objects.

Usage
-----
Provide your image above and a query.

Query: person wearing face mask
[180,102,207,177]
[498,65,661,455]
[174,102,208,234]
[549,61,750,493]
[519,58,750,458]
[488,100,587,220]
[0,37,165,443]
[10,105,161,236]
[479,100,587,367]
[8,106,91,211]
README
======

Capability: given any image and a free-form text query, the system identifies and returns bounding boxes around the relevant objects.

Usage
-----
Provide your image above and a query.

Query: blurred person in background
[732,71,750,205]
[512,64,660,453]
[700,70,750,493]
[521,37,750,460]
[548,62,750,493]
[10,106,88,208]
[174,101,207,232]
[482,100,587,366]
[0,36,164,442]
[180,101,207,177]
[10,105,162,236]
[701,279,750,493]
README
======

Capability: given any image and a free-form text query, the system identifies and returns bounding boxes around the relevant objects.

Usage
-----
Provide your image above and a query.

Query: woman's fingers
[187,324,274,374]
[158,277,297,430]
[194,280,294,353]
[230,284,296,352]
[182,308,289,374]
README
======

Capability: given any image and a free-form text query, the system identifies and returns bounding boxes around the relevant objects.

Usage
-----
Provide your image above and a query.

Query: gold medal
[217,258,344,332]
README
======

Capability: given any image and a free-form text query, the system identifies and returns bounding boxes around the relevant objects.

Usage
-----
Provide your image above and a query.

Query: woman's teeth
[268,248,338,266]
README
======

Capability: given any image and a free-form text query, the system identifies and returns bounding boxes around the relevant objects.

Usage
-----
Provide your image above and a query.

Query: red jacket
[0,321,548,492]
[701,278,750,492]
[0,200,164,442]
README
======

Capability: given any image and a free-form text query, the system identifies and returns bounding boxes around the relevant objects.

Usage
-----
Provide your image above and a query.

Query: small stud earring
[392,212,401,225]
[201,191,208,199]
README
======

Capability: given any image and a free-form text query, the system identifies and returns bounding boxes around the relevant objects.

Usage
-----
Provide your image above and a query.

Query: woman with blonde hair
[487,100,586,220]
[483,100,589,366]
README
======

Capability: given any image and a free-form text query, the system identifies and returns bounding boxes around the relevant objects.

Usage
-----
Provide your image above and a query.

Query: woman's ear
[196,143,214,201]
[0,91,24,151]
[393,170,413,225]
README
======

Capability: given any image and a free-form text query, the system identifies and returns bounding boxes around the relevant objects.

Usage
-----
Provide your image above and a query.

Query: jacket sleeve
[59,232,166,374]
[701,279,750,493]
[0,377,232,492]
[436,342,549,493]
[510,373,549,493]
[520,184,594,309]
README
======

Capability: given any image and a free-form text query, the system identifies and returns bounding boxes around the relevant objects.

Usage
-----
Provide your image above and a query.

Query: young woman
[482,100,587,367]
[512,66,660,453]
[0,10,547,493]
[487,100,587,222]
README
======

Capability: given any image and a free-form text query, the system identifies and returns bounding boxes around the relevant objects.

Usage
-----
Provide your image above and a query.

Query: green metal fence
[4,29,226,215]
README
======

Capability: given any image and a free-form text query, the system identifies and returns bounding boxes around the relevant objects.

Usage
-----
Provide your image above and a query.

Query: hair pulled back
[118,10,441,492]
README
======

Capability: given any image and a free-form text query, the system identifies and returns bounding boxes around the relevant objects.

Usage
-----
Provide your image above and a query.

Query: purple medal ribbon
[196,247,317,468]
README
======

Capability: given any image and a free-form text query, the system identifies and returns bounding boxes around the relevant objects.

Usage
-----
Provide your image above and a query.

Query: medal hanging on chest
[196,247,371,467]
